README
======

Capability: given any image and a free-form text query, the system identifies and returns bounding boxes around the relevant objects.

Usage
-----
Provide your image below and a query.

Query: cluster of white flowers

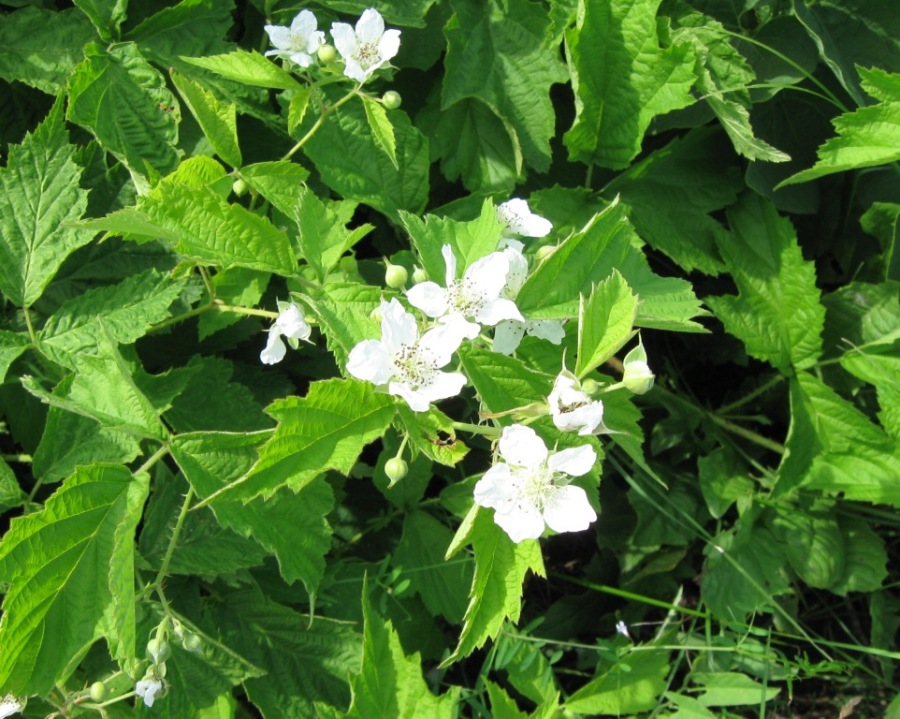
[265,8,400,82]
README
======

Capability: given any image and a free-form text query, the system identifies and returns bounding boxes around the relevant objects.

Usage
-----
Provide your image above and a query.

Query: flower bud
[412,266,428,284]
[317,44,337,63]
[384,457,408,485]
[535,244,556,261]
[89,681,108,702]
[181,632,203,654]
[146,637,170,664]
[622,340,654,395]
[580,378,600,396]
[339,255,358,274]
[231,178,248,197]
[385,263,408,289]
[381,90,402,110]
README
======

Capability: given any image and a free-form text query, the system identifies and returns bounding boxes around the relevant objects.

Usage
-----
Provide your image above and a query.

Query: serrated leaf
[446,511,545,663]
[0,460,26,515]
[860,202,900,282]
[0,331,29,384]
[306,283,383,370]
[485,680,528,719]
[575,270,638,378]
[395,512,473,624]
[0,7,96,94]
[205,379,396,503]
[0,99,93,307]
[705,193,824,373]
[830,515,888,595]
[0,464,149,695]
[73,0,127,40]
[198,267,270,340]
[769,506,845,589]
[362,95,398,169]
[565,650,670,714]
[171,431,334,596]
[842,351,900,438]
[38,269,185,368]
[459,345,551,413]
[516,202,707,331]
[67,42,180,178]
[180,49,302,90]
[172,70,242,168]
[804,443,900,507]
[693,672,780,707]
[396,405,469,466]
[564,0,697,169]
[442,0,566,172]
[346,583,459,717]
[217,588,361,718]
[302,100,429,220]
[287,86,311,134]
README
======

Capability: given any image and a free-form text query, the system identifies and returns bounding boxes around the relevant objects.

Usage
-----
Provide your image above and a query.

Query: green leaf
[516,201,707,331]
[804,443,900,507]
[565,649,670,714]
[302,101,429,220]
[0,98,92,307]
[860,202,900,282]
[493,632,559,705]
[394,511,473,624]
[180,49,303,90]
[0,7,96,94]
[401,200,504,279]
[769,506,845,589]
[705,193,825,373]
[362,95,398,169]
[216,588,361,718]
[73,0,127,40]
[126,0,234,61]
[0,331,29,384]
[442,0,566,172]
[459,345,551,413]
[239,160,311,214]
[198,267,270,340]
[446,511,545,663]
[172,70,242,168]
[0,459,26,515]
[287,86,311,134]
[830,515,888,595]
[171,432,334,596]
[38,269,185,369]
[781,67,900,186]
[605,128,737,275]
[0,464,149,695]
[575,270,638,378]
[346,583,459,717]
[485,680,528,719]
[693,672,780,707]
[664,693,719,719]
[564,0,697,169]
[842,351,900,438]
[67,42,180,179]
[396,405,469,466]
[306,283,383,370]
[206,379,396,503]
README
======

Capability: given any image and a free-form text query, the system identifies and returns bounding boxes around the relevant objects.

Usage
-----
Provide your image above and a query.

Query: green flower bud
[317,44,337,63]
[622,339,654,395]
[535,244,556,261]
[339,255,358,274]
[89,681,108,702]
[384,457,408,485]
[580,378,600,396]
[146,637,170,664]
[412,266,428,284]
[385,263,408,288]
[381,90,402,110]
[231,178,248,197]
[182,633,203,654]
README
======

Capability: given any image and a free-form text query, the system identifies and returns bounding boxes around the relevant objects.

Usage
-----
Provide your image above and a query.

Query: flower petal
[441,244,457,285]
[380,298,418,353]
[419,370,467,404]
[330,22,357,58]
[497,198,552,237]
[498,424,548,468]
[347,339,394,384]
[265,25,292,51]
[275,303,311,340]
[525,319,565,344]
[388,381,431,412]
[552,401,605,435]
[406,282,449,318]
[356,7,385,43]
[492,320,526,355]
[378,29,402,64]
[260,331,286,365]
[502,245,528,298]
[418,318,472,364]
[475,297,523,326]
[542,485,597,534]
[290,9,318,35]
[548,444,597,477]
[473,464,516,510]
[464,251,509,300]
[493,503,545,543]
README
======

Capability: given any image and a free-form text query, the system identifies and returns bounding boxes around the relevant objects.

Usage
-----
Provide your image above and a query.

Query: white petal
[378,28,402,63]
[265,25,292,51]
[441,244,457,285]
[290,9,318,35]
[330,22,357,58]
[525,319,565,344]
[543,485,597,534]
[502,246,528,298]
[548,444,597,477]
[0,696,22,719]
[493,503,545,543]
[135,678,163,708]
[476,297,524,326]
[275,303,311,340]
[356,7,385,43]
[464,251,509,300]
[380,298,418,353]
[347,339,394,384]
[260,331,286,365]
[497,198,552,237]
[406,282,449,318]
[419,370,467,403]
[342,59,368,82]
[418,318,471,364]
[498,424,548,468]
[473,464,517,510]
[553,402,605,435]
[388,382,431,412]
[290,52,314,67]
[492,320,526,355]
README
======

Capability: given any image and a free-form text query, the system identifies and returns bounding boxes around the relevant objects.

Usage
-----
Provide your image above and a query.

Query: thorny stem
[147,300,279,333]
[281,85,362,161]
[153,486,196,595]
[450,420,500,438]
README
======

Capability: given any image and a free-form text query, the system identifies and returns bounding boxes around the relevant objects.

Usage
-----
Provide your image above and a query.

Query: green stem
[707,413,785,455]
[1,453,32,462]
[22,305,37,344]
[716,375,784,415]
[153,486,196,592]
[135,444,171,477]
[281,85,361,161]
[550,572,709,618]
[148,301,279,334]
[450,421,500,438]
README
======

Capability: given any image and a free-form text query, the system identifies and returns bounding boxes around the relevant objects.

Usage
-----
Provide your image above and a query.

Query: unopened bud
[89,681,108,702]
[317,44,337,63]
[181,633,203,654]
[535,245,556,261]
[580,378,600,396]
[146,638,170,664]
[384,457,408,485]
[385,263,408,289]
[381,91,402,110]
[232,178,248,197]
[622,340,654,395]
[412,266,428,284]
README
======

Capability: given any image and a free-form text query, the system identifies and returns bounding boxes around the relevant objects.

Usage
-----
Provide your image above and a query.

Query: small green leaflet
[306,283,383,370]
[396,405,469,467]
[180,49,303,90]
[565,649,670,714]
[459,346,551,413]
[0,332,29,385]
[362,95,398,169]
[0,464,149,696]
[171,70,242,168]
[0,98,93,308]
[575,270,638,379]
[692,672,780,707]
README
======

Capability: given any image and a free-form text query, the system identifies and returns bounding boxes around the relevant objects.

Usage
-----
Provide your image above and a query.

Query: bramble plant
[0,0,898,717]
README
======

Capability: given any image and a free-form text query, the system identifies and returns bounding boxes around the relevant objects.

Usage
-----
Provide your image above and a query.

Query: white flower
[260,302,312,365]
[0,695,22,718]
[497,198,552,238]
[548,371,606,436]
[265,10,326,68]
[474,424,598,543]
[615,620,631,639]
[407,245,523,339]
[135,677,164,708]
[346,298,467,412]
[331,8,401,83]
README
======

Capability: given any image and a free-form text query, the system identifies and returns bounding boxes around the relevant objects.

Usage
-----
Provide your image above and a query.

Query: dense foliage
[0,0,898,716]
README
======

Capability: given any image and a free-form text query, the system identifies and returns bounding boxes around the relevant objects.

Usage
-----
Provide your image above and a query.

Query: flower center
[447,279,487,318]
[512,465,555,511]
[392,344,438,390]
[355,41,381,68]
